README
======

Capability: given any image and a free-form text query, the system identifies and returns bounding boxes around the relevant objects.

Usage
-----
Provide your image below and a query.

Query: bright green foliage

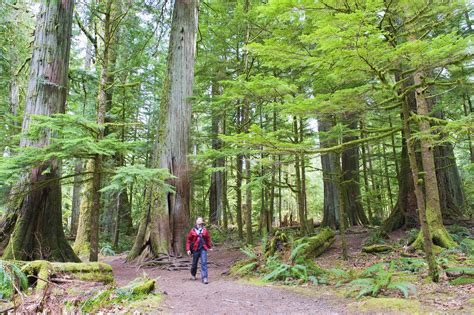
[79,277,157,313]
[0,260,28,300]
[232,235,326,285]
[347,263,416,299]
[99,244,116,256]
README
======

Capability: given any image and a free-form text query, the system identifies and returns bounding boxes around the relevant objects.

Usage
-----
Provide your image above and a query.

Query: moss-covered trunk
[410,70,456,250]
[2,0,78,262]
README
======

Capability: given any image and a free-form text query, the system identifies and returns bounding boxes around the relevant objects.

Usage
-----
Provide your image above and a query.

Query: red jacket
[186,226,212,251]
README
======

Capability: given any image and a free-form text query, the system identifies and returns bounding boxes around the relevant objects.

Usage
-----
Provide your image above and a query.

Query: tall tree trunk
[359,121,373,223]
[410,70,456,250]
[341,119,368,226]
[402,87,439,282]
[70,160,83,236]
[319,118,340,229]
[128,0,198,260]
[209,83,224,225]
[2,0,78,262]
[384,74,466,232]
[74,0,121,261]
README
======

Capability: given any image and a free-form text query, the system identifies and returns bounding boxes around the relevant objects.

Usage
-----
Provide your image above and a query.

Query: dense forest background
[1,0,473,259]
[0,0,473,304]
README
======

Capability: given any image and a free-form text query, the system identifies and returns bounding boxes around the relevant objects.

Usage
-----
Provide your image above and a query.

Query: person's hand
[187,250,191,256]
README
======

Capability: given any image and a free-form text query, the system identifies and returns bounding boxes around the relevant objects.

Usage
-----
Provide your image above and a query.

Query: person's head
[196,217,204,227]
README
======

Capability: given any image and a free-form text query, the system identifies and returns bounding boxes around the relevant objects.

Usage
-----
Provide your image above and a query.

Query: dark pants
[191,249,208,280]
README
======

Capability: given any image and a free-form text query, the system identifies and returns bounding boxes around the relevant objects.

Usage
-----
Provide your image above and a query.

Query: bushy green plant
[0,260,28,300]
[390,258,426,273]
[447,225,471,243]
[364,230,388,246]
[80,278,156,312]
[347,263,416,299]
[100,244,116,256]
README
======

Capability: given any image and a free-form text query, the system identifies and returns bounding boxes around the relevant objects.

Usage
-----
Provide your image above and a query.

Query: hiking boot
[191,275,196,280]
[203,278,208,284]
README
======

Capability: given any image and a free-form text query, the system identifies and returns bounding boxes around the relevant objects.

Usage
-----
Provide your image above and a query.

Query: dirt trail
[106,247,346,314]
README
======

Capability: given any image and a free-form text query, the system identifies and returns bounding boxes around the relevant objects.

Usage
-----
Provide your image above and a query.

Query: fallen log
[21,260,114,290]
[294,227,336,258]
[362,244,393,253]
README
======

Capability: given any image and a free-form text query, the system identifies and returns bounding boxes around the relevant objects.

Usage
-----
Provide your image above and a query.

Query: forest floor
[103,227,473,314]
[3,227,473,313]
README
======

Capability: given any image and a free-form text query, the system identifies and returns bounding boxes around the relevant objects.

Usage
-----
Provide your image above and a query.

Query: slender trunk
[236,153,244,238]
[382,143,394,211]
[359,120,373,223]
[70,160,83,236]
[402,89,439,282]
[410,70,455,250]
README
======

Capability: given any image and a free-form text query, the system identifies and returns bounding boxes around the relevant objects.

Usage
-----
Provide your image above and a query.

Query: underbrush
[231,230,417,299]
[0,260,28,300]
[72,277,158,313]
[231,227,474,300]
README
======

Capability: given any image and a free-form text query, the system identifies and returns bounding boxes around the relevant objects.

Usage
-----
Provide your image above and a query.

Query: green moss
[126,294,164,312]
[237,277,269,286]
[350,297,429,313]
[362,244,393,253]
[450,276,474,285]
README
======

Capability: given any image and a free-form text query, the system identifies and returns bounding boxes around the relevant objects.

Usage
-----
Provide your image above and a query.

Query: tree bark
[128,0,198,260]
[70,160,83,236]
[341,119,368,226]
[2,0,78,262]
[209,83,224,225]
[410,70,456,250]
[319,118,340,229]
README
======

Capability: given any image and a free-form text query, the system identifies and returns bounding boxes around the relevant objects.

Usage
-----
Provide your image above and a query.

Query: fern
[0,260,28,300]
[262,263,290,281]
[240,246,257,260]
[388,282,416,298]
[290,243,309,262]
[235,262,258,275]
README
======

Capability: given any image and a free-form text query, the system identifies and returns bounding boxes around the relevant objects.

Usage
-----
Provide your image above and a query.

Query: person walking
[186,217,212,284]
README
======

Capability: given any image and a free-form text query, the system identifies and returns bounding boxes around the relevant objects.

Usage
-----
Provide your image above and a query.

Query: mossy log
[294,227,335,258]
[265,229,289,257]
[130,279,155,295]
[21,260,114,290]
[362,244,393,253]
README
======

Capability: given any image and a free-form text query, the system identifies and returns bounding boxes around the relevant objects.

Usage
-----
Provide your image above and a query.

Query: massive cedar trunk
[341,119,368,226]
[128,0,198,260]
[2,0,79,262]
[319,118,340,229]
